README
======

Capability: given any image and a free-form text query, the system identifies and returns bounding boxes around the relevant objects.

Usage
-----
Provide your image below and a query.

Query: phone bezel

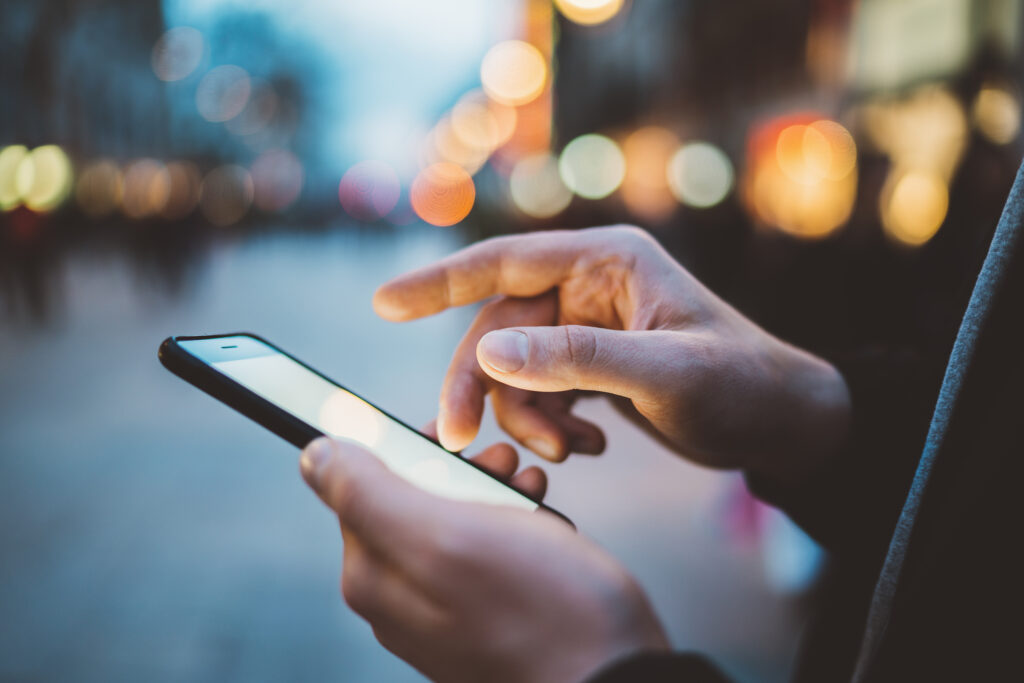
[159,332,572,525]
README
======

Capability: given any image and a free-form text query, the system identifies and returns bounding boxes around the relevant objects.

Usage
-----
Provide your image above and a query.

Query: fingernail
[479,330,529,373]
[525,437,559,461]
[300,437,333,480]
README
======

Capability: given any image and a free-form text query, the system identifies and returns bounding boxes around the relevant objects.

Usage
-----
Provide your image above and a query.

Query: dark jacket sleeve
[745,347,943,561]
[586,650,733,683]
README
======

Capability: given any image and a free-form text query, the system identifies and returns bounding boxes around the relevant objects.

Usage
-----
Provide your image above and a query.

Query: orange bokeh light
[554,0,625,26]
[880,169,949,246]
[161,161,202,220]
[620,126,679,221]
[451,91,518,154]
[480,41,547,107]
[410,162,475,227]
[76,159,123,218]
[744,114,857,239]
[122,159,171,219]
[427,116,491,175]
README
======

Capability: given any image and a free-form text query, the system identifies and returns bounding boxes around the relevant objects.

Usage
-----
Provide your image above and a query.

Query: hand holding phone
[160,333,673,681]
[296,434,668,683]
[159,333,570,523]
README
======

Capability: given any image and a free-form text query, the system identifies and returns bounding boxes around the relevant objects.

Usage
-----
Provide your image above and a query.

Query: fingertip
[372,285,408,322]
[437,413,475,453]
[524,436,568,463]
[512,465,548,501]
[570,429,606,455]
[469,442,519,479]
[300,437,335,488]
[437,379,484,452]
[438,431,472,453]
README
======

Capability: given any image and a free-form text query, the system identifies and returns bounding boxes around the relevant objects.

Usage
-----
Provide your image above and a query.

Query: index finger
[373,230,582,321]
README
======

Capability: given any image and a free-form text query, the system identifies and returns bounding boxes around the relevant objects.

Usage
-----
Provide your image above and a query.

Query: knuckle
[609,224,653,246]
[564,324,597,367]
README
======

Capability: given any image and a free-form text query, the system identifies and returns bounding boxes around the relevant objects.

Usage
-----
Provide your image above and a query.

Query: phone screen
[178,335,539,512]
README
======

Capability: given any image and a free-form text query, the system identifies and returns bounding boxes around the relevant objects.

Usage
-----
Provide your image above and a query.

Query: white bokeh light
[558,134,625,200]
[667,142,734,208]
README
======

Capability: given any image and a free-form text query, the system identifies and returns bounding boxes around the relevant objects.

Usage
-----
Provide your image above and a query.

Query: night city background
[1,1,1022,682]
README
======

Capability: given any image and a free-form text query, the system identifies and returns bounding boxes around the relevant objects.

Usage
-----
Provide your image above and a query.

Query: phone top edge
[166,332,263,342]
[173,333,279,364]
[159,334,325,450]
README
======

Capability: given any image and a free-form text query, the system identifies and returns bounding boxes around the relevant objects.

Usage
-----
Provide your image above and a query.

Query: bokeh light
[667,142,734,209]
[620,126,680,220]
[509,152,572,219]
[76,160,124,218]
[0,145,28,211]
[880,170,949,246]
[860,86,966,245]
[480,40,547,107]
[225,81,279,137]
[776,121,856,184]
[338,160,401,222]
[161,161,202,220]
[200,165,254,226]
[554,0,625,26]
[195,65,252,123]
[558,133,625,200]
[427,116,491,174]
[151,27,204,82]
[861,85,966,183]
[450,90,517,155]
[744,116,857,239]
[972,83,1022,145]
[410,162,475,226]
[251,149,304,212]
[15,145,73,213]
[122,159,171,219]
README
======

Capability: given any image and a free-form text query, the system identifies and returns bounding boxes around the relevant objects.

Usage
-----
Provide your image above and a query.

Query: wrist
[536,580,670,683]
[754,339,852,487]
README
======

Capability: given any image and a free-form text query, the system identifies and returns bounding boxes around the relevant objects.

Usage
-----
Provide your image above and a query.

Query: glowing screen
[179,336,537,511]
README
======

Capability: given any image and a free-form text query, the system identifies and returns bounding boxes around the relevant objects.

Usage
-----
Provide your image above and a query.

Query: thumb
[300,437,445,564]
[476,326,679,399]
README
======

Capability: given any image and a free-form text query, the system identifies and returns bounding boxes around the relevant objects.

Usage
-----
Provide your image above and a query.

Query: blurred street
[0,227,803,683]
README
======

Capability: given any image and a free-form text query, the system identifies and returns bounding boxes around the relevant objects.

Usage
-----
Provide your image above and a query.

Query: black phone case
[158,332,572,525]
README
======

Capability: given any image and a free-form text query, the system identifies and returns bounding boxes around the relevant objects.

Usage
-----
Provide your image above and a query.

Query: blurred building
[1,1,169,159]
[0,0,336,228]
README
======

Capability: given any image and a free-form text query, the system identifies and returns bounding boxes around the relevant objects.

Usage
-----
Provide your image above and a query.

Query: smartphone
[159,333,570,524]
